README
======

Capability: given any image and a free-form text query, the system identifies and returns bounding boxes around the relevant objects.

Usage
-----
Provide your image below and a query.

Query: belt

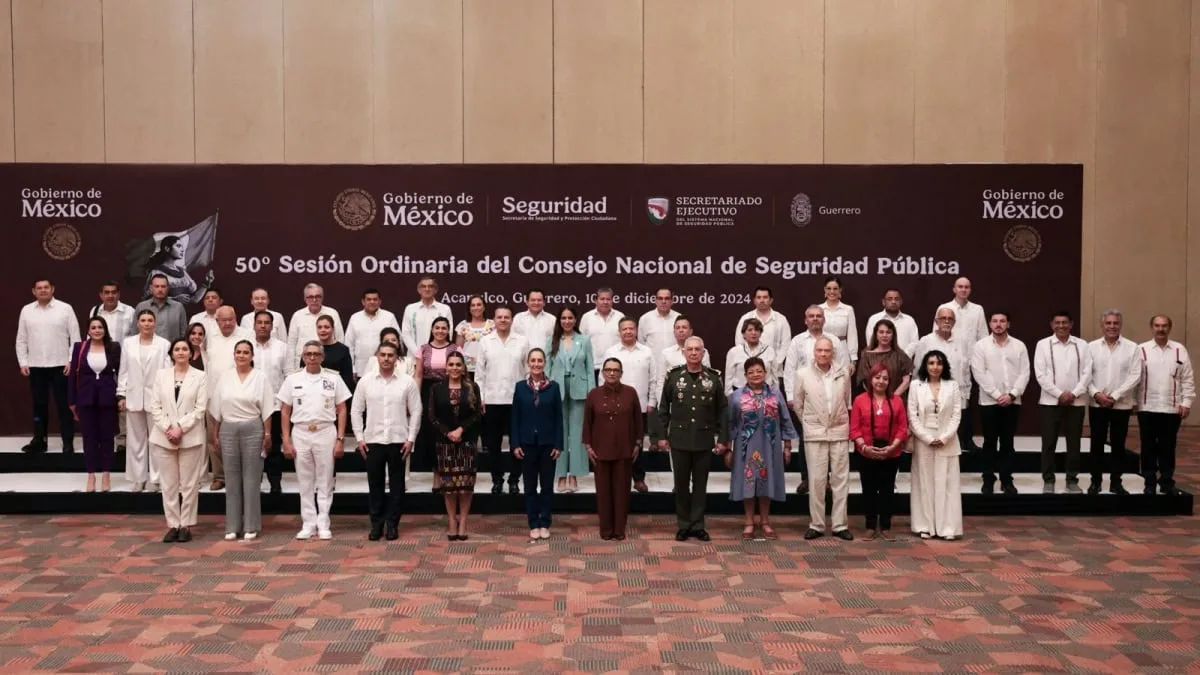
[297,422,334,432]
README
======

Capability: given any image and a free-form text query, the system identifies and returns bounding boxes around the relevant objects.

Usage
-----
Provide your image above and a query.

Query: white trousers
[294,426,337,532]
[910,445,963,538]
[805,440,850,532]
[124,410,160,486]
[152,443,205,528]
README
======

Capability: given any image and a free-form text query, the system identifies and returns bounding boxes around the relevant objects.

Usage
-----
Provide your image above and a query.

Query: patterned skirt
[436,441,477,493]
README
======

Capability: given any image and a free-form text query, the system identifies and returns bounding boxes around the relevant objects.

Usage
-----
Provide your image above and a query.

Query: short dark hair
[377,342,399,355]
[527,288,545,299]
[883,288,902,297]
[753,286,772,298]
[418,275,437,286]
[99,280,120,291]
[33,278,53,287]
[204,287,223,300]
[989,310,1010,322]
[362,287,381,299]
[253,310,274,324]
[916,349,954,382]
[740,318,764,334]
[743,356,766,374]
[493,304,514,318]
[149,273,168,285]
[1052,310,1073,322]
[673,314,691,327]
[618,316,637,329]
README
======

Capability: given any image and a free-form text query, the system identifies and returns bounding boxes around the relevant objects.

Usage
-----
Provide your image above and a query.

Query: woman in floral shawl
[725,357,798,540]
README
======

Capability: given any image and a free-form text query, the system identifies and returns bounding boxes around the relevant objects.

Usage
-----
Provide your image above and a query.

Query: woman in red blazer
[68,316,122,492]
[850,363,908,541]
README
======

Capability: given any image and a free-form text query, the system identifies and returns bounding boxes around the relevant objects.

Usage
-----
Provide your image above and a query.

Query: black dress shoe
[804,528,824,540]
[1110,484,1129,495]
[833,529,854,541]
[385,523,399,541]
[693,529,711,542]
[368,525,383,541]
[508,483,520,495]
[491,483,503,495]
[795,480,809,495]
[1087,483,1101,495]
[1001,483,1018,496]
[675,529,689,542]
[981,482,995,495]
[162,527,179,543]
[177,527,192,542]
[20,441,47,454]
[63,445,76,455]
[633,480,649,494]
[1143,486,1155,495]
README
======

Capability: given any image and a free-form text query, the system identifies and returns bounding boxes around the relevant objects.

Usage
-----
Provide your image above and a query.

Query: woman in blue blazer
[545,306,593,492]
[511,347,564,542]
[68,316,122,493]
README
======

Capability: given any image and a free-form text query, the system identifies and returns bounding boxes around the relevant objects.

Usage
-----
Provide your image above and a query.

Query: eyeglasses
[303,352,323,358]
[305,295,322,300]
[602,368,622,373]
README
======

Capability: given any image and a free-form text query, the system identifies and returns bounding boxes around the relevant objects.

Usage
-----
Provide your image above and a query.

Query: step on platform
[0,469,1190,517]
[0,436,1144,474]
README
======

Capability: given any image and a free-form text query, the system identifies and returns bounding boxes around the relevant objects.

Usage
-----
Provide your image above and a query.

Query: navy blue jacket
[510,380,564,450]
[67,341,122,409]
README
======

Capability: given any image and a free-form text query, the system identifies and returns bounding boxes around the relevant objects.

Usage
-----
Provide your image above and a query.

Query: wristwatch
[336,436,344,441]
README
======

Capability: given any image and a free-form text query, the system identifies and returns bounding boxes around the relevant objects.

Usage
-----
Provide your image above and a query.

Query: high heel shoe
[85,475,96,493]
[100,474,111,493]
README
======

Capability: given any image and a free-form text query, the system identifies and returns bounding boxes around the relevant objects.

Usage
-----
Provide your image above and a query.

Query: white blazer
[907,379,962,454]
[148,366,208,448]
[116,335,171,412]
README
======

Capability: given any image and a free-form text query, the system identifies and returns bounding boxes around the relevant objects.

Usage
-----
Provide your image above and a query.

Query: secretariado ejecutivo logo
[647,197,670,225]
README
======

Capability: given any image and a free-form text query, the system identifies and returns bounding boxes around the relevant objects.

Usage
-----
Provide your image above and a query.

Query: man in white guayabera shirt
[15,278,79,454]
[1085,309,1140,496]
[399,276,452,356]
[1136,314,1194,496]
[864,288,918,357]
[638,288,680,357]
[970,311,1030,496]
[1033,310,1092,494]
[579,287,624,386]
[239,287,287,344]
[511,288,555,352]
[288,283,344,364]
[475,306,529,495]
[345,287,400,379]
[934,277,989,452]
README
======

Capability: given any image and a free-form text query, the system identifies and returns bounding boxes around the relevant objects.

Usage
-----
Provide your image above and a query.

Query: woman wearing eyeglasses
[583,358,643,541]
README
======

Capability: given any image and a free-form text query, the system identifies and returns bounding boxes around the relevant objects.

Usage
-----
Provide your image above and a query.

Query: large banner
[3,164,1081,435]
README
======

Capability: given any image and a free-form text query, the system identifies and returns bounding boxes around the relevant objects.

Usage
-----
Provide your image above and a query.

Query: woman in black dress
[313,314,355,392]
[427,352,482,540]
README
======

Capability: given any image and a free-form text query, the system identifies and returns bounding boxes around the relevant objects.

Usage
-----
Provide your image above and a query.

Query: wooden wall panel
[824,0,915,163]
[553,0,643,163]
[0,0,14,162]
[732,0,823,163]
[643,0,733,163]
[12,0,104,162]
[373,0,463,163]
[194,0,284,163]
[463,0,553,163]
[283,0,374,163]
[1189,0,1200,346]
[913,0,1005,161]
[1006,0,1099,332]
[1094,0,1190,342]
[102,0,194,162]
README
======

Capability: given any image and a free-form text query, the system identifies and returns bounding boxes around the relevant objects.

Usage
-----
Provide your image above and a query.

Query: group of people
[13,273,1194,544]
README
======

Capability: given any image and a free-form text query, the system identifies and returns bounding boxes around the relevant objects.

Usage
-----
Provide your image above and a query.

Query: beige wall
[2,0,1195,344]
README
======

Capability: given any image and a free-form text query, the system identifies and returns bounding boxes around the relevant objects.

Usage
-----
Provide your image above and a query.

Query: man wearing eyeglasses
[278,341,351,540]
[288,283,344,364]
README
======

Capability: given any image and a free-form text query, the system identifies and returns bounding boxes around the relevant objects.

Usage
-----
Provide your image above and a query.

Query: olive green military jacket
[650,364,730,450]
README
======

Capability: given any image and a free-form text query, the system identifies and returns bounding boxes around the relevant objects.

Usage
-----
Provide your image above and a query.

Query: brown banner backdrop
[2,164,1081,436]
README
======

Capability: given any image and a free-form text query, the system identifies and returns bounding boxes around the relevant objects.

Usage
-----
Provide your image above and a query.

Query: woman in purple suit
[68,316,122,492]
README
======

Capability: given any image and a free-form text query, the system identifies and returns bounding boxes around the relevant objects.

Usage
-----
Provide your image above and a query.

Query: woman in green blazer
[546,306,593,491]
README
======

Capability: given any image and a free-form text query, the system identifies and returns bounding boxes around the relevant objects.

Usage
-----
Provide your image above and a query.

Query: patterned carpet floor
[1,430,1198,673]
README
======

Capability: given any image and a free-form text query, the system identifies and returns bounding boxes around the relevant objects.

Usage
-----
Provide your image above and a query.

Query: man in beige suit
[794,337,854,541]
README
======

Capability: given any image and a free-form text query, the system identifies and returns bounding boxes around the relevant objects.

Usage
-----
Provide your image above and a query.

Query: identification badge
[322,379,335,391]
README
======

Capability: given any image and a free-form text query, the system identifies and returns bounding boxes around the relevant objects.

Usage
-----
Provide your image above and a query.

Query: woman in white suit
[117,310,170,492]
[148,338,208,543]
[907,349,963,540]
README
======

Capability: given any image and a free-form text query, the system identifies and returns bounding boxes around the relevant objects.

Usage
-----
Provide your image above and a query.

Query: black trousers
[980,404,1020,484]
[416,378,439,469]
[788,405,808,478]
[483,404,519,486]
[366,443,406,528]
[632,412,650,482]
[959,383,980,450]
[1138,411,1181,491]
[521,444,556,528]
[859,454,900,531]
[1088,407,1130,485]
[262,411,284,483]
[1039,405,1084,482]
[29,366,74,447]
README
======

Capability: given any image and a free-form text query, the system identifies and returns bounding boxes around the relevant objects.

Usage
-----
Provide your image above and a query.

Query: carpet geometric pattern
[0,431,1197,673]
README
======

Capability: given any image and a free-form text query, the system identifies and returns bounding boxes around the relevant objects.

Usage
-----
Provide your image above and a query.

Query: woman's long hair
[146,235,182,271]
[550,306,579,357]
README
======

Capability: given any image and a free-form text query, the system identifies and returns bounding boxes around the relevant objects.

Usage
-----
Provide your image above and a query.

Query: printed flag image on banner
[124,213,219,302]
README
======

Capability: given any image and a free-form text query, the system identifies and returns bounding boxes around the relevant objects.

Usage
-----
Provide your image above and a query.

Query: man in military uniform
[278,340,351,540]
[652,336,728,542]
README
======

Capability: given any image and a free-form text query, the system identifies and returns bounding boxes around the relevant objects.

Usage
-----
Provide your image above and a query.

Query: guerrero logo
[332,188,377,231]
[1003,225,1042,262]
[790,193,812,227]
[43,223,82,260]
[647,197,670,225]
